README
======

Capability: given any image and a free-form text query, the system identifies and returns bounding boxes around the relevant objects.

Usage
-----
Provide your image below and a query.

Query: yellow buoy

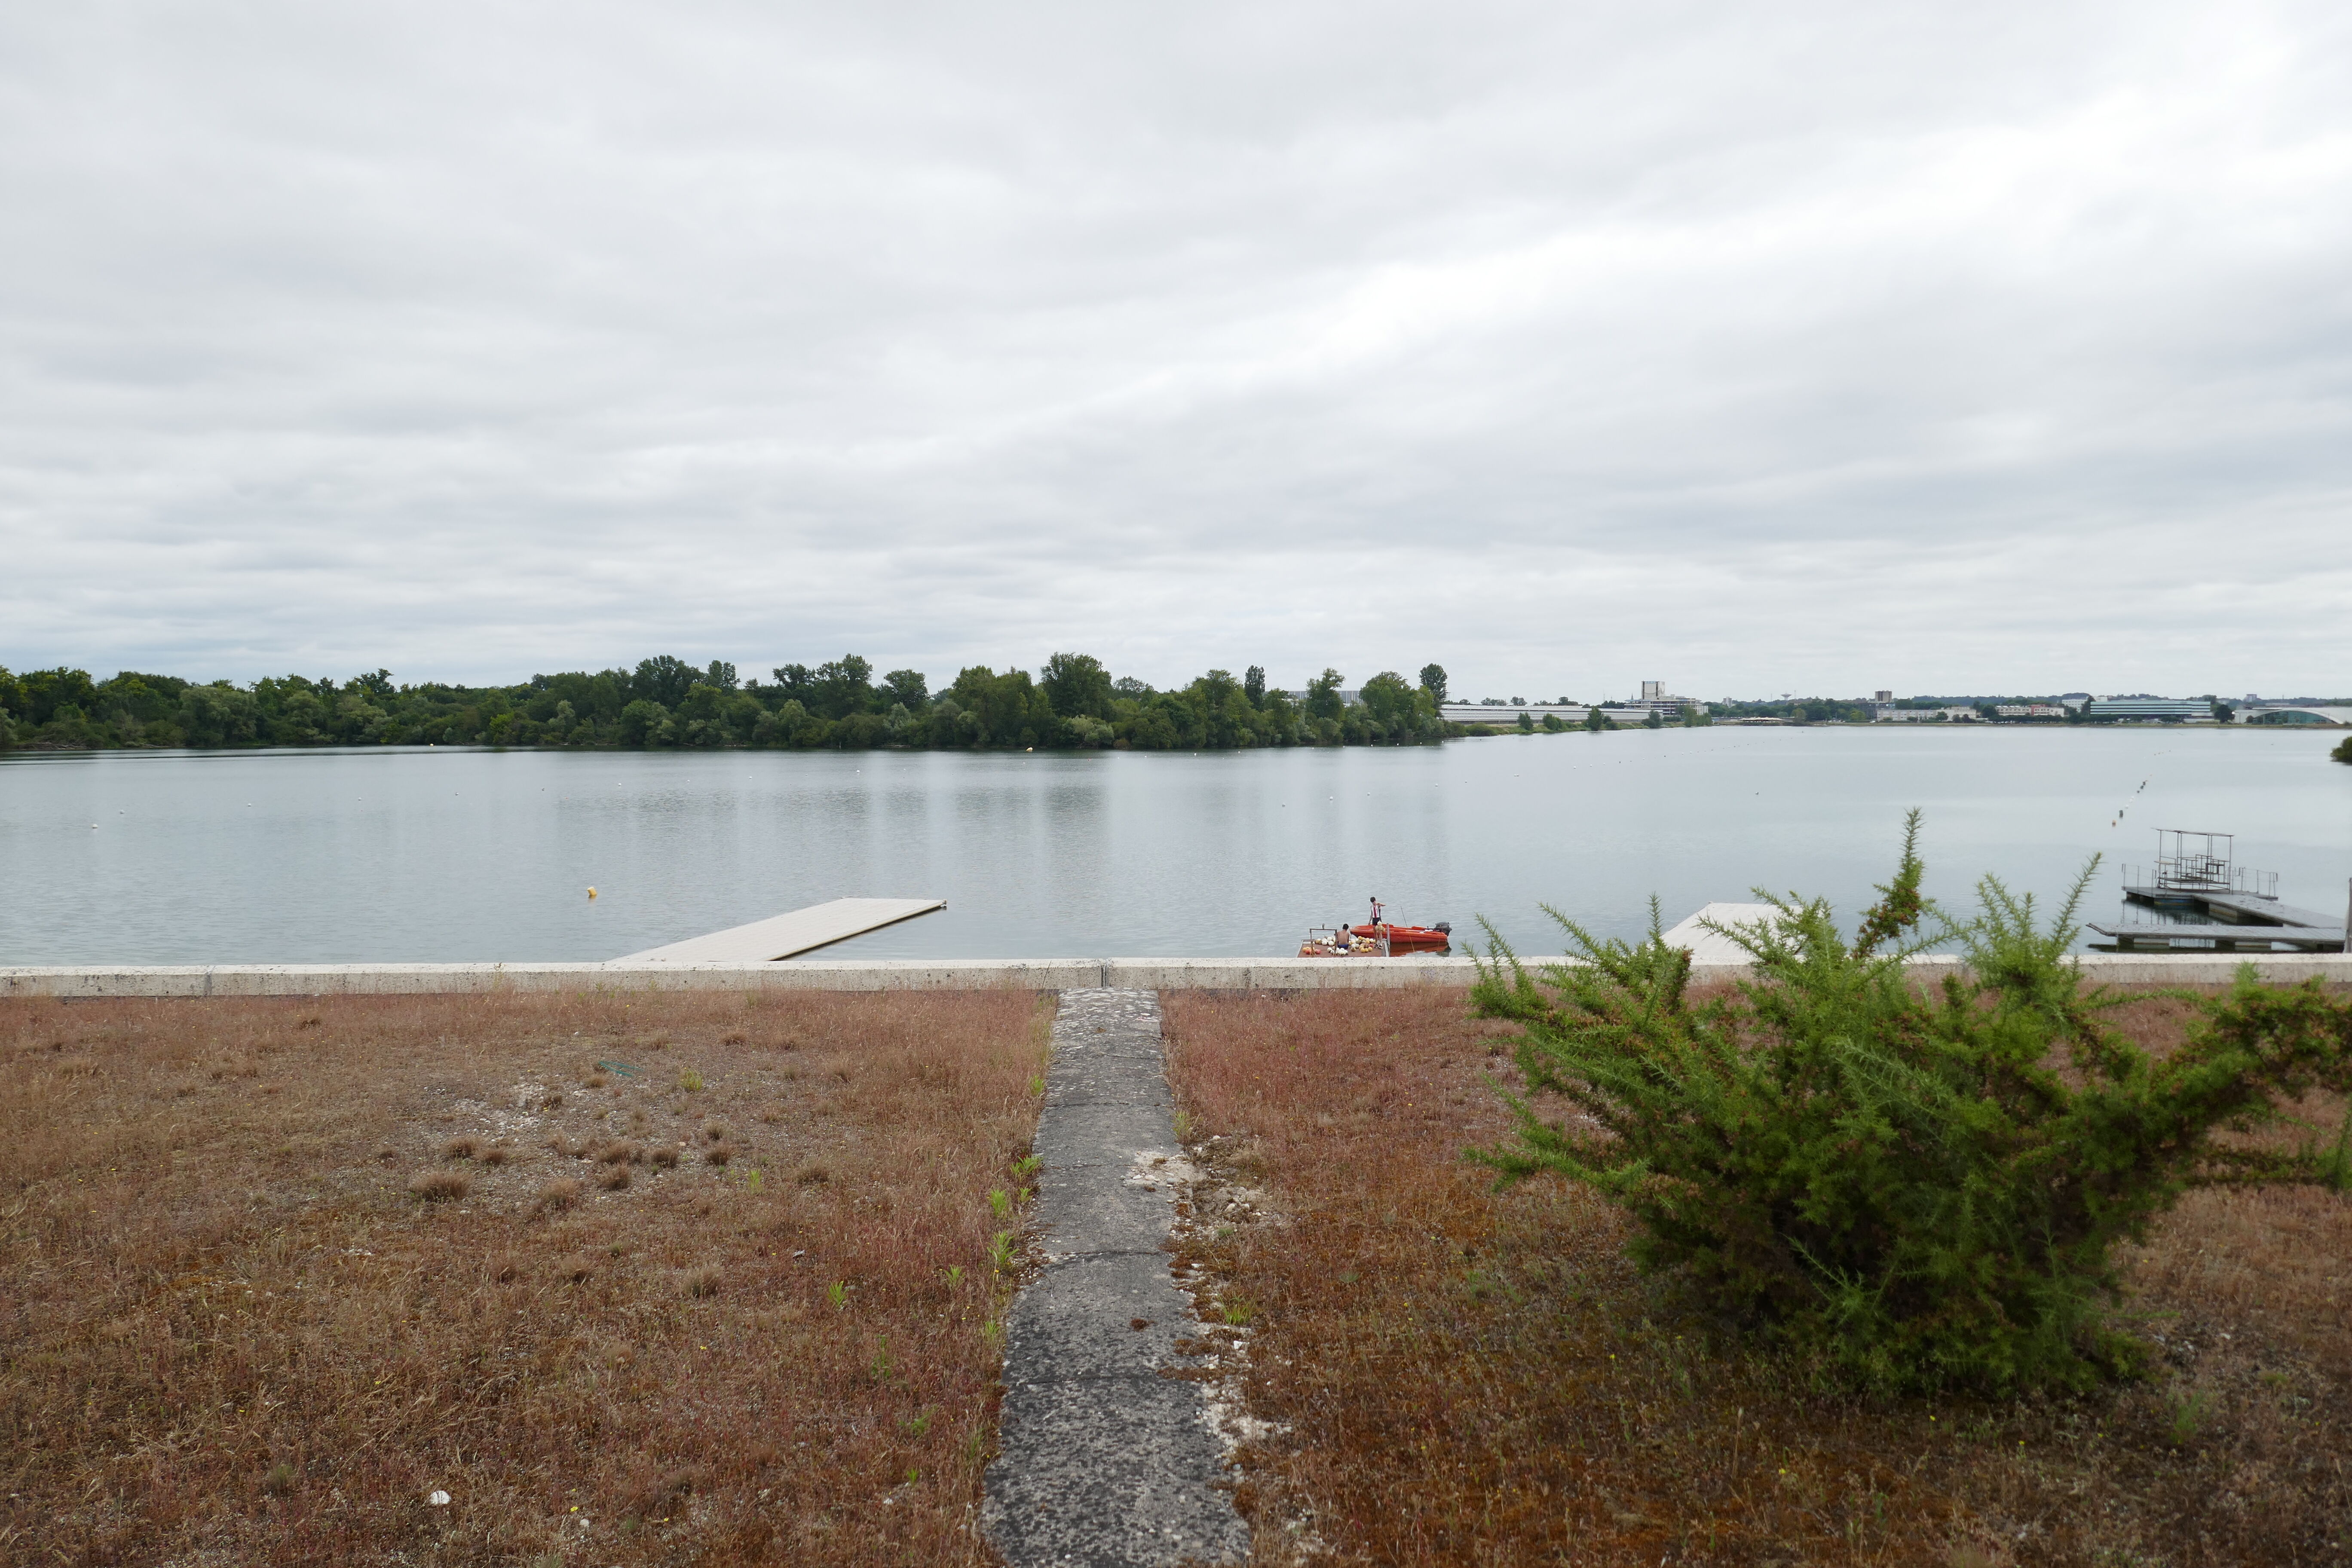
[587,887,597,900]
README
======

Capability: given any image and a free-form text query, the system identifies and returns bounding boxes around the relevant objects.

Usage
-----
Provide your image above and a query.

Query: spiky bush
[1471,813,2352,1393]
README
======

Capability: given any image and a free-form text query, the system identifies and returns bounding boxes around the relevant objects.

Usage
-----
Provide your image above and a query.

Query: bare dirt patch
[2,987,1050,1565]
[1163,986,2352,1567]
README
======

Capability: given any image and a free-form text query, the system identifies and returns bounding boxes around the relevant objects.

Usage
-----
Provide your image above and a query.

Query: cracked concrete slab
[984,988,1248,1568]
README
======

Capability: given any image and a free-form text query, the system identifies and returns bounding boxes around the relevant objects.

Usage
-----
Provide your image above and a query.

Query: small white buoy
[428,1489,450,1507]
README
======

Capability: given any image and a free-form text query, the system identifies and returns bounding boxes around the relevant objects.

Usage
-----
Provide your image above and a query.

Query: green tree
[811,656,874,720]
[753,699,812,747]
[1418,663,1448,704]
[1471,817,2352,1393]
[179,684,259,747]
[632,655,699,708]
[1126,693,1191,749]
[267,683,331,745]
[1583,706,1609,732]
[1305,669,1346,723]
[947,666,1047,747]
[617,698,671,746]
[675,681,734,745]
[18,667,98,728]
[1360,671,1416,732]
[1041,652,1114,720]
[1192,670,1244,747]
[1243,665,1267,706]
[882,668,929,711]
[1255,687,1301,743]
[42,704,96,747]
[771,663,815,705]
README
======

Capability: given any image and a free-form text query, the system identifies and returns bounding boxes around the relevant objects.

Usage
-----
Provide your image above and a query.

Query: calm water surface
[2,729,2346,963]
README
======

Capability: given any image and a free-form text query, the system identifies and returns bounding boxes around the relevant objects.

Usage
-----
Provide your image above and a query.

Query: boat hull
[1348,924,1452,951]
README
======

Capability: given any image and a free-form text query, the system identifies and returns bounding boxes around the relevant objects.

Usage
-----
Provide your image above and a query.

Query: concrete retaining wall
[4,952,2347,998]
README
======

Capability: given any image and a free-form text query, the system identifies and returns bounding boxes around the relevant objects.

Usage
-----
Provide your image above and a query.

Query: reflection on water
[1,728,2345,964]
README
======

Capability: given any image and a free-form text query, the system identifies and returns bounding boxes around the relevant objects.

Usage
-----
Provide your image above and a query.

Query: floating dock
[615,897,946,963]
[2087,888,2345,953]
[2086,830,2346,953]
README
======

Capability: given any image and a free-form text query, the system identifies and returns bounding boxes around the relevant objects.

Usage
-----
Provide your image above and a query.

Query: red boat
[1349,922,1452,951]
[1348,896,1452,952]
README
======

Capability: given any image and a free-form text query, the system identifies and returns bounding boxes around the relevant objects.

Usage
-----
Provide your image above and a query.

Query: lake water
[2,728,2346,964]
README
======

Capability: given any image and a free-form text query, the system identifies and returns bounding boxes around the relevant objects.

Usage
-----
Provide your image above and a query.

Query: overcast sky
[3,2,2347,700]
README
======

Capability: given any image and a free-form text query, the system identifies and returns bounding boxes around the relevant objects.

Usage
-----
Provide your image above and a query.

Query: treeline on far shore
[0,656,1474,753]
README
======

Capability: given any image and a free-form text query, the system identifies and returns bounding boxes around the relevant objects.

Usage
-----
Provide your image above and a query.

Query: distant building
[2242,703,2352,727]
[1438,701,1595,726]
[1993,704,2068,720]
[1877,705,1981,723]
[1874,689,1893,702]
[1629,680,1700,717]
[2087,697,2214,723]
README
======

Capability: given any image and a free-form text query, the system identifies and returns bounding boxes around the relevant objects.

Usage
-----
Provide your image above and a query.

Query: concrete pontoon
[616,897,946,963]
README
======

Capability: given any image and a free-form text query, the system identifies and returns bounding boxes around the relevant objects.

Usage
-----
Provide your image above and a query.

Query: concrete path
[983,988,1247,1567]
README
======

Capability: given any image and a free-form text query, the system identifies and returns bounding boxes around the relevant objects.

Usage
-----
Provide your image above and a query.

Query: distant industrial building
[1438,701,1594,726]
[1876,705,1982,723]
[1436,679,1706,728]
[2087,697,2217,723]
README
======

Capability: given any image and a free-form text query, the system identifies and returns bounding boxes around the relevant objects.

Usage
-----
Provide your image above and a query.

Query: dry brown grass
[407,1168,472,1202]
[1163,986,2352,1568]
[1,987,1051,1565]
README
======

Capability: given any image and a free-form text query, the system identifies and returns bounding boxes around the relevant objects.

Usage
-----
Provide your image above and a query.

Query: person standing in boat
[1368,895,1386,928]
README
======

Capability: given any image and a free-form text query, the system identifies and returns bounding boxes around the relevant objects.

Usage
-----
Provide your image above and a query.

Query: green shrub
[1470,812,2352,1394]
[2331,733,2352,764]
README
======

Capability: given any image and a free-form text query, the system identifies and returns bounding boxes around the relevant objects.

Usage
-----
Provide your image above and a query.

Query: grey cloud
[2,0,2347,698]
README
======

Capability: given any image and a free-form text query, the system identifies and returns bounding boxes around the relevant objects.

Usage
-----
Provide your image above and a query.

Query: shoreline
[3,717,2341,759]
[6,950,2347,998]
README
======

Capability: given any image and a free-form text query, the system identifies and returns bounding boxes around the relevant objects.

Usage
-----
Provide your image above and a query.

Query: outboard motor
[1434,922,1452,935]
